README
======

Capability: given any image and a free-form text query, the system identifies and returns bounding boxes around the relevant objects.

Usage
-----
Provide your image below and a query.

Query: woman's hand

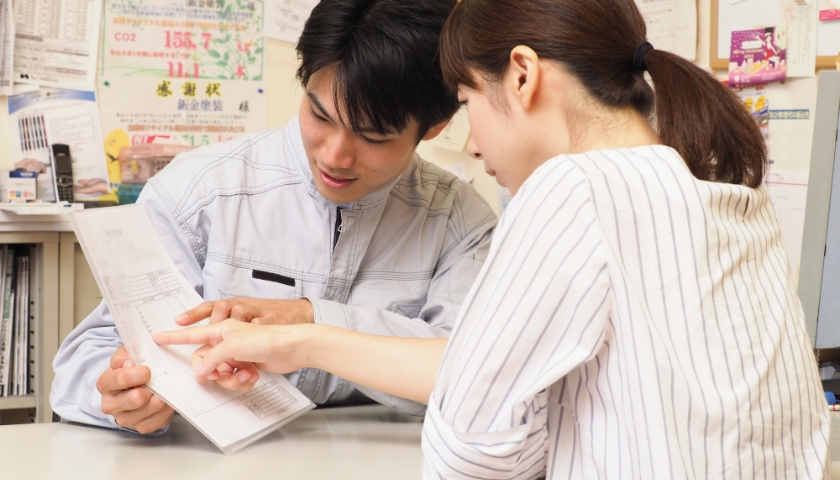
[152,320,312,392]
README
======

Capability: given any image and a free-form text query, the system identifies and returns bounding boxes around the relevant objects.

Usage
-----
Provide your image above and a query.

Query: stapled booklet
[71,203,315,454]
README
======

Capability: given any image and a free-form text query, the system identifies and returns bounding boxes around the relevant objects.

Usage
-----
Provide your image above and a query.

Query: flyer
[728,26,787,86]
[13,0,102,89]
[7,89,110,201]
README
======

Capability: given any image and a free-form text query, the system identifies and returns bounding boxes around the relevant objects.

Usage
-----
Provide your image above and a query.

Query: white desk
[0,405,423,479]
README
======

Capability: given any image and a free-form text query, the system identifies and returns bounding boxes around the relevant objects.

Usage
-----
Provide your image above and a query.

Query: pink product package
[118,144,196,184]
[728,26,787,87]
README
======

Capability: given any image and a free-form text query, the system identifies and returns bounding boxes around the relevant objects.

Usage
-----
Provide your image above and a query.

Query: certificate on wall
[98,0,266,150]
[98,77,266,148]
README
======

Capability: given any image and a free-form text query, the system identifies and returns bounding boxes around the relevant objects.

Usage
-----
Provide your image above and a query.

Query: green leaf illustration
[208,50,221,58]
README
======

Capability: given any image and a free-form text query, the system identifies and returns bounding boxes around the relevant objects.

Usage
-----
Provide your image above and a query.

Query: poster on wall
[98,0,266,147]
[7,88,110,201]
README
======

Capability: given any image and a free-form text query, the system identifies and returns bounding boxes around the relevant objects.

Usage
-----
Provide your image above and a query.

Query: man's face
[299,68,423,205]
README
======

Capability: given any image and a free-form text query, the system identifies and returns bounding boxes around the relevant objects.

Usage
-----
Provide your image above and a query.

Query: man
[51,0,496,435]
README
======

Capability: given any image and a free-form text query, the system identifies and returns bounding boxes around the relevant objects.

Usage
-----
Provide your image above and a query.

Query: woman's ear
[507,45,541,111]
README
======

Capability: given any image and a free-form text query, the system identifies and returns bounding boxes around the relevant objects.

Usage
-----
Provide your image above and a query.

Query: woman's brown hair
[439,0,766,187]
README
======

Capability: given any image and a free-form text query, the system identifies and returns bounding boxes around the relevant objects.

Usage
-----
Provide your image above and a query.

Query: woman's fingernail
[175,313,189,323]
[123,359,133,368]
[239,371,251,383]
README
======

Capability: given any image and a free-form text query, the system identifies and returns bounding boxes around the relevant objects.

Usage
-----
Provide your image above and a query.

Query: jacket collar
[286,115,407,211]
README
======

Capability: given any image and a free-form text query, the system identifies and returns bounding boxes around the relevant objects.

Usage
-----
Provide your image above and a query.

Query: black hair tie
[632,42,654,71]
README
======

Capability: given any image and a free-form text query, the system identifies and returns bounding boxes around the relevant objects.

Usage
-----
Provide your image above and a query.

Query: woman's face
[459,83,526,193]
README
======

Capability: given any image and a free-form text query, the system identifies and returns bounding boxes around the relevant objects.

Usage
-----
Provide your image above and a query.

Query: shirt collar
[286,115,406,210]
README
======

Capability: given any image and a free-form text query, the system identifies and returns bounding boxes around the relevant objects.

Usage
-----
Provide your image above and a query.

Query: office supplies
[71,204,314,454]
[0,171,37,203]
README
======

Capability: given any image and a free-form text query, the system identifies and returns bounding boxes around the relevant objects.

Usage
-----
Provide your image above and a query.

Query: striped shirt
[421,146,830,479]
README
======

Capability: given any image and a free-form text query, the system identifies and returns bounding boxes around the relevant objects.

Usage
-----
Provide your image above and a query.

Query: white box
[0,171,38,203]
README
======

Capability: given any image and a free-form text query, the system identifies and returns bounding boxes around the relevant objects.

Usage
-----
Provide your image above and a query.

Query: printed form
[71,204,314,454]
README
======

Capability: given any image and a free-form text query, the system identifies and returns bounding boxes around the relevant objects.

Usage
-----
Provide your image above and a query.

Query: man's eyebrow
[307,91,334,122]
[307,90,398,136]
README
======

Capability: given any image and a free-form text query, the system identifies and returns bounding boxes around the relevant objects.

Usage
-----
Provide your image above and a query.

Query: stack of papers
[72,204,314,454]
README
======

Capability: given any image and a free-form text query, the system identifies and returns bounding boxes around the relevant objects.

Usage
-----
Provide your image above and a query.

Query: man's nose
[321,131,355,169]
[467,136,482,160]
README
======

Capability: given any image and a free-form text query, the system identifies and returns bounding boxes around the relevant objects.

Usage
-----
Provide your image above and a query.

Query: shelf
[0,203,83,216]
[0,395,36,410]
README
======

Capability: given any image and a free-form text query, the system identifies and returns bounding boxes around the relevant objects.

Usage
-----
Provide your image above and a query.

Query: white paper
[782,0,818,77]
[264,0,318,43]
[0,0,14,95]
[71,204,315,454]
[635,0,697,60]
[13,0,102,89]
[765,170,808,281]
[429,107,471,153]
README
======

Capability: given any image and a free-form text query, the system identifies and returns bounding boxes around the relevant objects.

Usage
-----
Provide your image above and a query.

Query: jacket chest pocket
[204,261,303,301]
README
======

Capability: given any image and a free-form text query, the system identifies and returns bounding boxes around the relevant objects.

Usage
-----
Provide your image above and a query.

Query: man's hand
[175,298,314,327]
[96,346,174,434]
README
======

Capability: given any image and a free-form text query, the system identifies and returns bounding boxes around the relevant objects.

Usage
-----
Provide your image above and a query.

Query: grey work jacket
[51,116,497,429]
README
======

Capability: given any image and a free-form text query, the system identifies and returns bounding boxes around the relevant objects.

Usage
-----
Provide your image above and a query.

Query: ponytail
[644,49,766,187]
[439,0,767,187]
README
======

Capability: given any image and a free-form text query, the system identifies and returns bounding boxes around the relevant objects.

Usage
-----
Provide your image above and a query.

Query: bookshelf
[0,208,78,423]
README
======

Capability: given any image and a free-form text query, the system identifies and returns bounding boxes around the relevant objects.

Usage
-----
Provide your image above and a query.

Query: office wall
[0,0,819,214]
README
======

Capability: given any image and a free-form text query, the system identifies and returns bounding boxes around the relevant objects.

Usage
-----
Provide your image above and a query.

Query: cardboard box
[0,171,37,203]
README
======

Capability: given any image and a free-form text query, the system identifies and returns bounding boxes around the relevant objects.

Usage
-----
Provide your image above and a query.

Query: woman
[156,0,830,477]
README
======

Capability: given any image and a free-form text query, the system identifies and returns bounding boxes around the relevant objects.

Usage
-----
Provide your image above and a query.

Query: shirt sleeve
[309,217,495,415]
[50,182,205,431]
[421,162,613,479]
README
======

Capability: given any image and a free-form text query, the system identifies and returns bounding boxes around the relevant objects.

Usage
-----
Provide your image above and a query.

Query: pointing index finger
[152,323,223,346]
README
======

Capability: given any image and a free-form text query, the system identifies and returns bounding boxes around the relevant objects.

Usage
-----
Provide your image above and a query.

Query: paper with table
[71,204,314,454]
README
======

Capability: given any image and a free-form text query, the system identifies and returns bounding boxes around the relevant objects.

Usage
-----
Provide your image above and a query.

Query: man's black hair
[296,0,460,140]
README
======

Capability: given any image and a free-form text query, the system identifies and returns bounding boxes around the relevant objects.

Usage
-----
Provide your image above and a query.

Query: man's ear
[421,119,450,141]
[507,45,541,111]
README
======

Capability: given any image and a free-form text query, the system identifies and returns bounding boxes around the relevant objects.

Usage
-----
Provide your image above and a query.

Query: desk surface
[0,405,423,480]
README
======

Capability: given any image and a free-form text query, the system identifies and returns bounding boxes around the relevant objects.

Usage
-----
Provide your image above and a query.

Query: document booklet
[71,204,315,454]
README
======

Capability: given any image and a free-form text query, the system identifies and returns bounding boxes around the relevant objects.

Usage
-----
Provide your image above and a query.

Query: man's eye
[310,109,328,122]
[361,136,388,146]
